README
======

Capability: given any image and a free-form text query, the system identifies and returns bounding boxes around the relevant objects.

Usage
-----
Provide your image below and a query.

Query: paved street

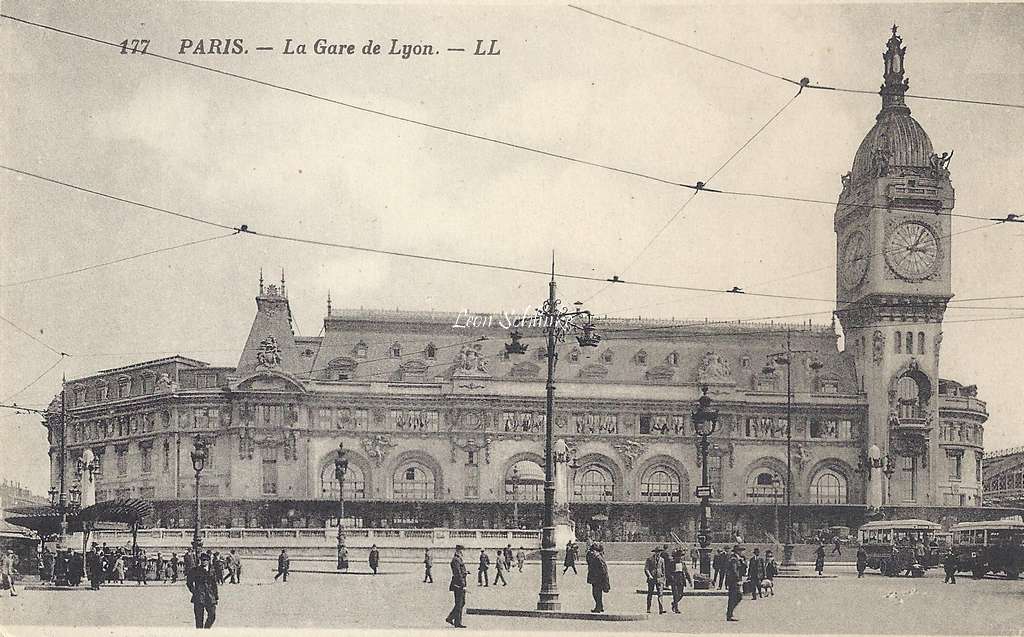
[2,561,1022,635]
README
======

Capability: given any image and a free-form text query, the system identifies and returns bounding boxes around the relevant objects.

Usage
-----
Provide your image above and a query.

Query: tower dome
[850,26,934,181]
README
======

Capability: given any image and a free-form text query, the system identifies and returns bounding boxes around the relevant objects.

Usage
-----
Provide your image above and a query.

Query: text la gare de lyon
[175,38,502,58]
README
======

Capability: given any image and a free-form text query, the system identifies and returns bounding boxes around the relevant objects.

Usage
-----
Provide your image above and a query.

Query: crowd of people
[35,544,243,590]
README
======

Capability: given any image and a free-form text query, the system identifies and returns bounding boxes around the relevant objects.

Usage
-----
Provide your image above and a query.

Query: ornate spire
[259,268,264,295]
[879,24,911,115]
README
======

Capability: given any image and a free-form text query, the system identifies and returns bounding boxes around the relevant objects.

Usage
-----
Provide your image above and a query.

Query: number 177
[119,39,150,54]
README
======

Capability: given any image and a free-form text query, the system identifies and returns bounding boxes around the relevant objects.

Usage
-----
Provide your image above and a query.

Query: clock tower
[834,26,954,510]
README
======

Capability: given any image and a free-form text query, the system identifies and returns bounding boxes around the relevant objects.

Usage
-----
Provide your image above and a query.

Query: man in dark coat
[445,545,469,628]
[476,549,490,586]
[644,547,666,614]
[585,543,610,613]
[170,552,180,583]
[814,544,826,576]
[274,549,290,582]
[725,545,747,621]
[942,548,959,584]
[423,548,434,583]
[187,554,219,629]
[712,549,727,589]
[856,547,867,578]
[183,548,196,575]
[563,541,578,574]
[369,545,380,575]
[667,548,693,614]
[155,552,166,581]
[86,547,103,590]
[747,548,765,600]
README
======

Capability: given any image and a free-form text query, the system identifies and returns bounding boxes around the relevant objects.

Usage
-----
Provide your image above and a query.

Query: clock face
[840,230,869,288]
[886,221,940,280]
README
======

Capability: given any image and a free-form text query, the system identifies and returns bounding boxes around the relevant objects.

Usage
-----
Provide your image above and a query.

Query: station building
[39,28,1014,541]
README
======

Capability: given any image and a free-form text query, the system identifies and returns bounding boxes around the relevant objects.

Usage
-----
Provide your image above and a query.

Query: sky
[1,1,1022,496]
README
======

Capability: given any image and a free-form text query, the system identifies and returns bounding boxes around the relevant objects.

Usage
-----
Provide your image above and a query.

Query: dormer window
[741,356,750,369]
[390,342,402,358]
[635,350,648,366]
[601,349,613,364]
[667,352,679,367]
[98,384,110,401]
[74,386,86,406]
[354,342,368,359]
[425,343,437,359]
[117,376,131,398]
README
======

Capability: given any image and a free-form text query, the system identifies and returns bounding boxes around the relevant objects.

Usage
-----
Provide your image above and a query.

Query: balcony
[939,395,988,417]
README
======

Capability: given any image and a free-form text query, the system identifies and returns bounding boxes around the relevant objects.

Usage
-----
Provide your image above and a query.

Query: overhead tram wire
[583,86,805,304]
[3,165,1017,311]
[0,313,69,357]
[0,232,239,287]
[569,6,1024,111]
[1,16,1009,229]
[2,355,66,404]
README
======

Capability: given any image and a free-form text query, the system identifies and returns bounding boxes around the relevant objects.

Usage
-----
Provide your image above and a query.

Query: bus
[951,520,1023,580]
[857,519,942,576]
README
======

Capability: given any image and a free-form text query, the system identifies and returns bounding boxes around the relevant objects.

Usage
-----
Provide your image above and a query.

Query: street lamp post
[763,328,820,569]
[511,466,521,528]
[334,442,350,570]
[692,385,718,586]
[507,258,600,612]
[190,436,209,554]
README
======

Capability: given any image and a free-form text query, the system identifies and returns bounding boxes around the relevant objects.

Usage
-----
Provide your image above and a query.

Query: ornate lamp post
[507,259,600,612]
[190,436,209,554]
[334,442,350,570]
[762,328,819,569]
[692,385,718,586]
[511,466,521,528]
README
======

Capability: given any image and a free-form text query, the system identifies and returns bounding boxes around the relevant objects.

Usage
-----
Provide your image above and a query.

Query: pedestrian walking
[183,548,196,575]
[493,549,508,586]
[814,544,826,576]
[87,547,103,590]
[211,552,225,584]
[187,554,219,629]
[134,551,149,585]
[586,543,610,613]
[725,544,747,622]
[476,549,490,586]
[233,552,242,584]
[668,548,693,614]
[855,547,867,578]
[942,548,958,584]
[156,552,166,581]
[689,545,699,570]
[832,536,842,556]
[713,548,727,589]
[445,545,469,628]
[764,550,778,595]
[563,541,578,574]
[503,544,513,571]
[516,547,526,572]
[274,549,290,582]
[0,550,18,597]
[747,548,765,600]
[369,544,380,575]
[220,552,232,584]
[170,552,180,583]
[644,546,666,614]
[423,548,434,583]
[227,550,239,584]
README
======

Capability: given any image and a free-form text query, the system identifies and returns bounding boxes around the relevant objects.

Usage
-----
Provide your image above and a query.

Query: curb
[467,608,648,621]
[633,589,728,596]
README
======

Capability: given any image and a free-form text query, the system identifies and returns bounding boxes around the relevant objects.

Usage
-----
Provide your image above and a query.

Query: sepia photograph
[1,1,1022,635]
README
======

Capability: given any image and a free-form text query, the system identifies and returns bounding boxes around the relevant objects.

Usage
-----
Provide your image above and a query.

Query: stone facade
[42,29,1000,541]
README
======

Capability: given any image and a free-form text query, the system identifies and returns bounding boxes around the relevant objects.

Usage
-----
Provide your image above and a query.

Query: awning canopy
[79,499,155,525]
[4,512,85,536]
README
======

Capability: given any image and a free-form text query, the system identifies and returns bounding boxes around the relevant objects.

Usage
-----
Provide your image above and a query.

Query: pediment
[234,370,306,393]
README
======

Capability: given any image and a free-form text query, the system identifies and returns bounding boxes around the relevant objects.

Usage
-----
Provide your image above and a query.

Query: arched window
[636,350,648,366]
[667,352,679,366]
[393,462,435,500]
[811,470,848,504]
[320,462,366,499]
[896,375,925,420]
[905,332,913,353]
[574,464,614,502]
[917,332,925,355]
[425,343,437,359]
[505,460,544,501]
[390,342,402,358]
[640,466,681,502]
[746,469,784,501]
[894,331,902,353]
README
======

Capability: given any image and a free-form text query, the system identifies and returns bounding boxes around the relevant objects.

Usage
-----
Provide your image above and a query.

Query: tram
[857,519,942,576]
[951,519,1023,580]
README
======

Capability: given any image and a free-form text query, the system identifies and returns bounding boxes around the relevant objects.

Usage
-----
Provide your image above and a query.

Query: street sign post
[695,485,712,498]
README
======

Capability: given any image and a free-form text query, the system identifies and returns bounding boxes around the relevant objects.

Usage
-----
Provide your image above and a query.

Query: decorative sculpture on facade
[452,343,490,377]
[696,351,732,383]
[361,434,397,467]
[870,145,891,177]
[928,150,953,177]
[449,434,492,464]
[792,443,812,474]
[255,335,282,368]
[610,439,647,470]
[872,330,885,366]
[155,373,176,393]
